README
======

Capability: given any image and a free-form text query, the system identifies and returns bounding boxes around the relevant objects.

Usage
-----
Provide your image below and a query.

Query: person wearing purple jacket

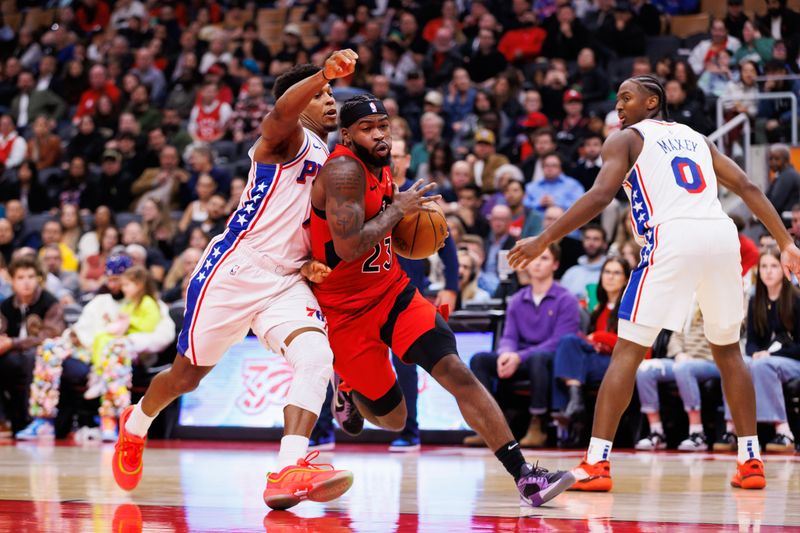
[464,242,581,448]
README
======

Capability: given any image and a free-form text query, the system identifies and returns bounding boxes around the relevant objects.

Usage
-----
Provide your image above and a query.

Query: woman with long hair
[7,160,51,214]
[80,225,120,295]
[139,197,176,261]
[77,205,116,263]
[59,203,84,253]
[550,257,630,444]
[748,248,800,451]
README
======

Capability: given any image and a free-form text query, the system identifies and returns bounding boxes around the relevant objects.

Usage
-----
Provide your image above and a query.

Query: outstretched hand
[301,260,332,283]
[780,243,800,280]
[323,49,359,80]
[507,236,548,270]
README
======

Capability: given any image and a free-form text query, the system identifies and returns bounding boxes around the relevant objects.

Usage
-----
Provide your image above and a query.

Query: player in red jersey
[308,94,574,507]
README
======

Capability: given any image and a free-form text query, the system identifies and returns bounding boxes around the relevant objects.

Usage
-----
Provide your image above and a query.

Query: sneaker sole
[525,471,576,507]
[388,444,421,452]
[264,471,354,510]
[731,475,766,489]
[765,443,795,452]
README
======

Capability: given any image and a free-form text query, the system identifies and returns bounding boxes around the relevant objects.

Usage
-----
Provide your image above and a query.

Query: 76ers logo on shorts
[306,306,327,330]
[236,357,293,415]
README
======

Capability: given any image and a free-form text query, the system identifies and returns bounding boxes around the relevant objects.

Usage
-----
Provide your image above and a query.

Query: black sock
[495,440,527,481]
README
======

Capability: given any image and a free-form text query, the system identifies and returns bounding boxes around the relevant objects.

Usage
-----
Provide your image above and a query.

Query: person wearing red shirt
[73,65,121,125]
[75,0,111,35]
[550,256,630,445]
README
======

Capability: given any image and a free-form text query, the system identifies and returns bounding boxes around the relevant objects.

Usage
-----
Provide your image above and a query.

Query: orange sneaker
[111,405,146,491]
[730,459,766,489]
[569,459,613,492]
[263,451,354,510]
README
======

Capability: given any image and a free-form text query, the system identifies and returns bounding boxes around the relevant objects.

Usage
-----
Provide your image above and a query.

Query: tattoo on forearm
[324,158,404,260]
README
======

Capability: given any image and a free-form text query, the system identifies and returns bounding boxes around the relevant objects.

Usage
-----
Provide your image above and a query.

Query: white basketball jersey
[623,119,728,244]
[227,128,329,270]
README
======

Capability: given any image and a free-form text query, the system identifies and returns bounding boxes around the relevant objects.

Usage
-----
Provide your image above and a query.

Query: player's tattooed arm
[323,157,405,262]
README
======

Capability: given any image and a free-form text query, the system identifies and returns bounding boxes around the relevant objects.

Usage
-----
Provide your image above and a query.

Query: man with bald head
[74,65,121,124]
[766,144,800,224]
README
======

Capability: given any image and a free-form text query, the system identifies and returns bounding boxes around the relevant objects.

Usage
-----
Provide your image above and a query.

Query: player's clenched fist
[324,49,358,80]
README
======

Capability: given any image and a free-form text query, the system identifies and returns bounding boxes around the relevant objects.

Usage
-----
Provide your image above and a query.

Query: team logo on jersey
[306,306,327,328]
[297,160,320,184]
[236,357,293,415]
[229,264,240,276]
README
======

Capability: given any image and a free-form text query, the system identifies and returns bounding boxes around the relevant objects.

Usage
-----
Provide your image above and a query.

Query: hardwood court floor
[0,440,798,532]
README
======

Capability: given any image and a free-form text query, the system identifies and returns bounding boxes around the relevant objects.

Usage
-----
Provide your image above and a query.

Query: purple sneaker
[517,462,575,507]
[331,375,364,436]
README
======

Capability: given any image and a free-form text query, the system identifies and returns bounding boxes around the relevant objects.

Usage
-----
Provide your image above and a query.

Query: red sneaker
[730,459,766,489]
[263,451,353,510]
[569,459,613,492]
[111,405,146,491]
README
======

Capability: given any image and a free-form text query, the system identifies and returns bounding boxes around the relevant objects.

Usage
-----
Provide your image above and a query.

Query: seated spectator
[597,2,646,58]
[523,153,585,212]
[469,129,510,193]
[455,184,490,238]
[520,128,558,183]
[571,134,604,193]
[541,205,584,275]
[422,26,463,88]
[188,82,233,145]
[456,249,491,308]
[466,243,581,447]
[121,221,167,285]
[416,142,453,189]
[80,225,120,295]
[410,112,445,177]
[59,204,83,253]
[504,176,542,239]
[541,4,592,61]
[67,115,105,164]
[41,244,80,303]
[230,76,270,147]
[25,116,63,171]
[689,18,742,75]
[732,20,774,67]
[0,219,14,265]
[665,80,714,135]
[4,200,41,251]
[131,145,188,211]
[560,224,608,304]
[748,248,800,452]
[163,247,202,299]
[126,84,161,133]
[0,256,65,434]
[234,22,272,74]
[635,303,738,451]
[161,108,193,155]
[16,256,175,441]
[177,193,228,250]
[758,60,800,143]
[569,48,610,107]
[2,160,51,214]
[269,25,310,78]
[139,197,177,261]
[39,221,79,273]
[721,60,760,122]
[56,156,95,209]
[552,89,590,160]
[765,144,800,220]
[178,173,216,233]
[698,49,735,98]
[130,47,166,104]
[11,69,66,128]
[0,115,27,170]
[481,205,517,296]
[465,28,507,83]
[183,145,231,206]
[756,0,800,44]
[200,36,233,75]
[551,257,630,446]
[73,64,121,126]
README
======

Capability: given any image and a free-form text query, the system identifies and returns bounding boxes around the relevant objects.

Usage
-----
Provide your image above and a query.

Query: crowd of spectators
[0,0,797,450]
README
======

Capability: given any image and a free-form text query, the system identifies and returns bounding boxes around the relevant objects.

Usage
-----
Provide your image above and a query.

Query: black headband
[340,99,388,128]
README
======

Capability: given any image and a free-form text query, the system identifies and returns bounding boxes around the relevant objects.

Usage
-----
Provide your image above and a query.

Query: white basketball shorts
[617,218,744,347]
[176,233,327,366]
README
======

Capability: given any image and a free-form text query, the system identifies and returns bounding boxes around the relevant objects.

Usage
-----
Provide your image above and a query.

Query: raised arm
[322,157,439,262]
[508,129,636,269]
[707,139,800,277]
[260,49,357,154]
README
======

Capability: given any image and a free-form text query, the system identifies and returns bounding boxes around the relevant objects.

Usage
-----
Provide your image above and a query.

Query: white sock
[124,401,156,438]
[277,435,309,470]
[649,421,663,435]
[776,422,794,440]
[726,420,736,434]
[737,436,761,463]
[586,437,613,465]
[689,424,704,435]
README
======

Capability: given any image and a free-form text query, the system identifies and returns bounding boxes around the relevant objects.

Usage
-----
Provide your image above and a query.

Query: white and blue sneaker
[16,418,55,441]
[101,425,119,442]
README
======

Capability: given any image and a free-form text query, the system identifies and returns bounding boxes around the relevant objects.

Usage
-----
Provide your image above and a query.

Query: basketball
[392,202,448,259]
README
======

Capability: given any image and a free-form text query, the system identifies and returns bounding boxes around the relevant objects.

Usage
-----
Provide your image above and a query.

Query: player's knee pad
[282,330,333,416]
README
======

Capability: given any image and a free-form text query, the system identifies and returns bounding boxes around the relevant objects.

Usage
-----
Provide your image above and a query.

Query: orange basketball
[392,202,448,259]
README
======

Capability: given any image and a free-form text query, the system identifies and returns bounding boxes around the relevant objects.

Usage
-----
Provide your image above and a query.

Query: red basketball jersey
[310,144,408,313]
